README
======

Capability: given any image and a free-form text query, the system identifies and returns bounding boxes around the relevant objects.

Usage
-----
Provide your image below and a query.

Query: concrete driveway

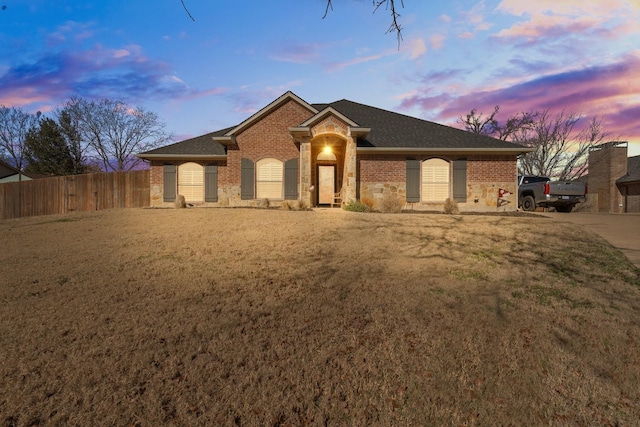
[540,212,640,268]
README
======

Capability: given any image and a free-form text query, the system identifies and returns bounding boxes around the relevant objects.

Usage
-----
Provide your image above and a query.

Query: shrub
[343,200,372,212]
[443,198,459,214]
[281,199,310,211]
[258,198,270,208]
[380,194,403,213]
[361,197,375,209]
[175,194,186,209]
[281,200,293,210]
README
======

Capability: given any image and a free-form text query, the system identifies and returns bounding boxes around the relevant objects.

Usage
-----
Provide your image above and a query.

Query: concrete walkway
[540,212,640,268]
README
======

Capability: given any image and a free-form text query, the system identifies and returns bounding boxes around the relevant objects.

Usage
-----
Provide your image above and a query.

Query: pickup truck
[518,176,587,213]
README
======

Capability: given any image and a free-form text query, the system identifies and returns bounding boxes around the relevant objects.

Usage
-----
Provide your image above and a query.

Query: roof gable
[214,91,318,145]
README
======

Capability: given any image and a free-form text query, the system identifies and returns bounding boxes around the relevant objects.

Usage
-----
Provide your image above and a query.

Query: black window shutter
[284,158,298,200]
[406,159,420,202]
[453,159,467,202]
[205,164,218,202]
[241,158,254,200]
[163,164,176,202]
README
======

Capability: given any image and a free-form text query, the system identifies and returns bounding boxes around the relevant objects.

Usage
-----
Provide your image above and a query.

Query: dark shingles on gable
[617,155,640,184]
[315,99,525,150]
[139,127,232,156]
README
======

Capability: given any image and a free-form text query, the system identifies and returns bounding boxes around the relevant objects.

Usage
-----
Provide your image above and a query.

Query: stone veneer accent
[358,154,518,211]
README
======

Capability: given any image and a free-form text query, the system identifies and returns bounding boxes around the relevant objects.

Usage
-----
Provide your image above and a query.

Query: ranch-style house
[137,91,533,211]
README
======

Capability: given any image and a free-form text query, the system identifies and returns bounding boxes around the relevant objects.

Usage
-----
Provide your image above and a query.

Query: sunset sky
[1,0,639,156]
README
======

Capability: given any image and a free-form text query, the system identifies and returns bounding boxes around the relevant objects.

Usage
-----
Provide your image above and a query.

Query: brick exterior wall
[223,99,312,185]
[148,95,519,211]
[467,155,516,182]
[149,159,226,207]
[358,154,518,211]
[218,99,314,205]
[588,145,627,213]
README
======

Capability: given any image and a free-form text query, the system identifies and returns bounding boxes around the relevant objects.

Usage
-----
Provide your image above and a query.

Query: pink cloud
[494,0,640,43]
[409,38,427,59]
[397,52,640,147]
[429,34,445,50]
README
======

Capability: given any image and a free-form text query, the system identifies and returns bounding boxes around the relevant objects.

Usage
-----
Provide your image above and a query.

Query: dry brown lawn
[1,208,639,426]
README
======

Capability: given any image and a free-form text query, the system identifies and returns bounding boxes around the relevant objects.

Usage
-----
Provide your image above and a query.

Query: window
[421,158,449,201]
[256,158,283,199]
[178,162,204,202]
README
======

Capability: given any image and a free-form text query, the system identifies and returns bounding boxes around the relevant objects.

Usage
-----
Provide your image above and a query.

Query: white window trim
[256,158,284,199]
[178,162,204,202]
[421,158,450,202]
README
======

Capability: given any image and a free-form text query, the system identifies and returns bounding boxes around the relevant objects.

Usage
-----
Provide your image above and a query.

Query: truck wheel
[522,195,536,211]
[556,205,573,213]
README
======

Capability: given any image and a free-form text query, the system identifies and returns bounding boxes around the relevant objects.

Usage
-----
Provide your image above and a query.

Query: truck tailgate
[549,181,586,196]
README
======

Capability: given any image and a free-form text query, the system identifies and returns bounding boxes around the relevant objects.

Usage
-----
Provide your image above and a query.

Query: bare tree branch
[322,0,334,19]
[373,0,404,47]
[181,0,195,21]
[324,0,404,46]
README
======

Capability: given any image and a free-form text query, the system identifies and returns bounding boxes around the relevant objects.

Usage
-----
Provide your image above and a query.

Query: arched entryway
[311,135,345,206]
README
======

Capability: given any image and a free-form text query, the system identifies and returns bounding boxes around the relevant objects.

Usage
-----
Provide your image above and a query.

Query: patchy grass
[0,208,638,426]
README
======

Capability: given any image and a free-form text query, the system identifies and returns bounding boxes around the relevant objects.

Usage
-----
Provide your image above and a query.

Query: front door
[318,165,335,205]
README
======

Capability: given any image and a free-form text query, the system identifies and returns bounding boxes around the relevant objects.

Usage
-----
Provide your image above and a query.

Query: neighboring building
[0,159,33,183]
[137,91,533,211]
[588,141,640,213]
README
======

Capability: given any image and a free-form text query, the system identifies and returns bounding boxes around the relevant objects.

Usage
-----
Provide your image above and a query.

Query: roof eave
[212,136,235,145]
[350,127,371,137]
[356,147,536,155]
[136,154,227,161]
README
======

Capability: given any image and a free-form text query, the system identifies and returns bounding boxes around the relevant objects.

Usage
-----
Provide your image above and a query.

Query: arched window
[178,162,204,202]
[256,158,283,199]
[317,149,337,161]
[421,158,449,201]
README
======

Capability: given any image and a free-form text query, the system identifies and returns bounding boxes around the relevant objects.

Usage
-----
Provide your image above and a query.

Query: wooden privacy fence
[0,170,150,220]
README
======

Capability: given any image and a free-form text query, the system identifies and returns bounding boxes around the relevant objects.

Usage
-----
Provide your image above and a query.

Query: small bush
[361,197,375,209]
[281,199,310,211]
[281,200,293,210]
[175,195,186,209]
[296,199,309,210]
[443,198,459,214]
[380,194,403,213]
[344,200,372,212]
[258,198,270,208]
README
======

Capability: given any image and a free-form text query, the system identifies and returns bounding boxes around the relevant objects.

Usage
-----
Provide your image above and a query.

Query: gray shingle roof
[314,100,526,150]
[617,155,640,184]
[140,94,530,158]
[138,128,231,157]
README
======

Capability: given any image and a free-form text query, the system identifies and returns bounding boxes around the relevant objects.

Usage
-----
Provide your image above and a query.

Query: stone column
[300,140,312,206]
[343,136,357,203]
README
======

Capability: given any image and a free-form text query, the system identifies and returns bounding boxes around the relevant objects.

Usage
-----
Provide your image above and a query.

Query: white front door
[318,165,335,205]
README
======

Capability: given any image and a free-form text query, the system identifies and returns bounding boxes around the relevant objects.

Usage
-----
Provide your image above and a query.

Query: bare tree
[65,97,171,172]
[514,111,608,180]
[0,106,40,178]
[459,106,536,141]
[460,106,608,180]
